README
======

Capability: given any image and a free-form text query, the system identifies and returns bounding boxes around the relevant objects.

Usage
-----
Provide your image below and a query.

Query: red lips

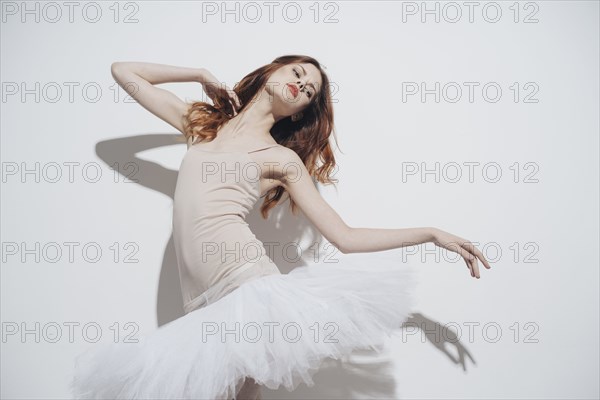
[287,83,298,98]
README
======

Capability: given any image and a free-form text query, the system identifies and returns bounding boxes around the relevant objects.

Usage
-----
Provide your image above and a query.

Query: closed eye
[293,68,312,99]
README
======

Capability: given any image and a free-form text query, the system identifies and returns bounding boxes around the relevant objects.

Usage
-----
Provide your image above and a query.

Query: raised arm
[110,62,207,134]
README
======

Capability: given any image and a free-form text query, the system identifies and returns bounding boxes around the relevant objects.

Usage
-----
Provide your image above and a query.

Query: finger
[225,99,234,116]
[480,255,492,270]
[474,248,492,269]
[454,246,475,277]
[459,242,482,278]
[460,250,479,279]
[463,257,474,277]
[462,247,481,279]
[463,257,470,270]
[229,100,237,116]
[229,89,240,107]
[446,241,476,278]
[465,244,491,270]
[226,89,241,110]
[470,252,481,279]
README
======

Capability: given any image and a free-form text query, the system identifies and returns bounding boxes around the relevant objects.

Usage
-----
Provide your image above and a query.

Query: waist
[183,253,280,314]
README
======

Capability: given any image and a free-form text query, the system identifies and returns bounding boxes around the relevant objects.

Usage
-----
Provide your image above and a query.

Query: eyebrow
[298,64,317,94]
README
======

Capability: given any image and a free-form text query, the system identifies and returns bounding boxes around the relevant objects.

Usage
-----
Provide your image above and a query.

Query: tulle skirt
[70,252,418,399]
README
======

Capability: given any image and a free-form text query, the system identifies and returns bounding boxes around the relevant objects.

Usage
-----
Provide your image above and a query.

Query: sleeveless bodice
[173,143,282,314]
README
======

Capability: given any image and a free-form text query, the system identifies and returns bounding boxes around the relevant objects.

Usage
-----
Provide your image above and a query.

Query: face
[266,62,323,118]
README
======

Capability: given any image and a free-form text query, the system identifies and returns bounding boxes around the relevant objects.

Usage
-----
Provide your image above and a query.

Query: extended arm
[278,148,436,254]
[342,226,436,254]
[279,148,491,278]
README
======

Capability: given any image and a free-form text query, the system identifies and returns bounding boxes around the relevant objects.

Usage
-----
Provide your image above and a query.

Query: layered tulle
[70,252,418,399]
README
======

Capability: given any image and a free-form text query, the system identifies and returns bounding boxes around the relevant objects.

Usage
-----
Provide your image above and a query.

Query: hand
[198,69,242,117]
[431,228,491,279]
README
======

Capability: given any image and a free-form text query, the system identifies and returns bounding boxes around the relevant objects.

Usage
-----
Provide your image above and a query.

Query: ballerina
[71,54,491,400]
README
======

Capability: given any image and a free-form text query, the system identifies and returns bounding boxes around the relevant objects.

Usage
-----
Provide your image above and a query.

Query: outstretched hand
[199,70,242,117]
[431,228,491,279]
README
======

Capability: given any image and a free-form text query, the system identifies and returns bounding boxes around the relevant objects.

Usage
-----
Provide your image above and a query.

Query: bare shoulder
[272,145,301,163]
[266,146,310,189]
[252,145,305,190]
[253,144,302,168]
[271,146,305,173]
[263,145,350,252]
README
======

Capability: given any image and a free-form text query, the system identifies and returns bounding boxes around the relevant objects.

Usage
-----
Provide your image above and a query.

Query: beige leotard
[173,139,282,314]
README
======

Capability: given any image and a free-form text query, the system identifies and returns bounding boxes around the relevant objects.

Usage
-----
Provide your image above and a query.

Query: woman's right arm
[110,62,211,134]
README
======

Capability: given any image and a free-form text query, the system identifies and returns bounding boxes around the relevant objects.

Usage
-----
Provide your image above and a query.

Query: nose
[296,80,305,91]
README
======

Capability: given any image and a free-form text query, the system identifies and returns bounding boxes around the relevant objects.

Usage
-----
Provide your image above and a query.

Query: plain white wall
[1,1,598,399]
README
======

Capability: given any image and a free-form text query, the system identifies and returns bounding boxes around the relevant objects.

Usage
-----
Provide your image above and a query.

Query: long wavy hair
[179,54,339,219]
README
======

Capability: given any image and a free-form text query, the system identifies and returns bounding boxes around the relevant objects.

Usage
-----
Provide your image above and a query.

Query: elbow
[110,62,130,80]
[334,226,353,255]
[111,62,122,80]
[339,243,352,255]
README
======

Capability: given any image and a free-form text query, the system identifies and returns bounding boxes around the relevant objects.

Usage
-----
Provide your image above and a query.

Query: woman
[71,55,491,399]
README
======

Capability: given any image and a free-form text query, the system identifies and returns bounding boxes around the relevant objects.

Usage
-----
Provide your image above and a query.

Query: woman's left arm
[343,226,436,253]
[279,149,490,278]
[344,226,491,278]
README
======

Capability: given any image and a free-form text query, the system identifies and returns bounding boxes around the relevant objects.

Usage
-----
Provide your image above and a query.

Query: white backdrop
[1,1,598,399]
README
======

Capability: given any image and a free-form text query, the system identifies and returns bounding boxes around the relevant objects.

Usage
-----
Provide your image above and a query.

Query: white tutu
[70,252,418,399]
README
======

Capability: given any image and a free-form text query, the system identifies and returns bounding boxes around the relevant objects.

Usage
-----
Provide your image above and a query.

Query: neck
[220,89,287,142]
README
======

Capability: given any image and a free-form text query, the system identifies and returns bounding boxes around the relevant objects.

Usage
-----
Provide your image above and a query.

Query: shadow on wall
[95,133,319,325]
[95,133,476,400]
[263,313,476,399]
